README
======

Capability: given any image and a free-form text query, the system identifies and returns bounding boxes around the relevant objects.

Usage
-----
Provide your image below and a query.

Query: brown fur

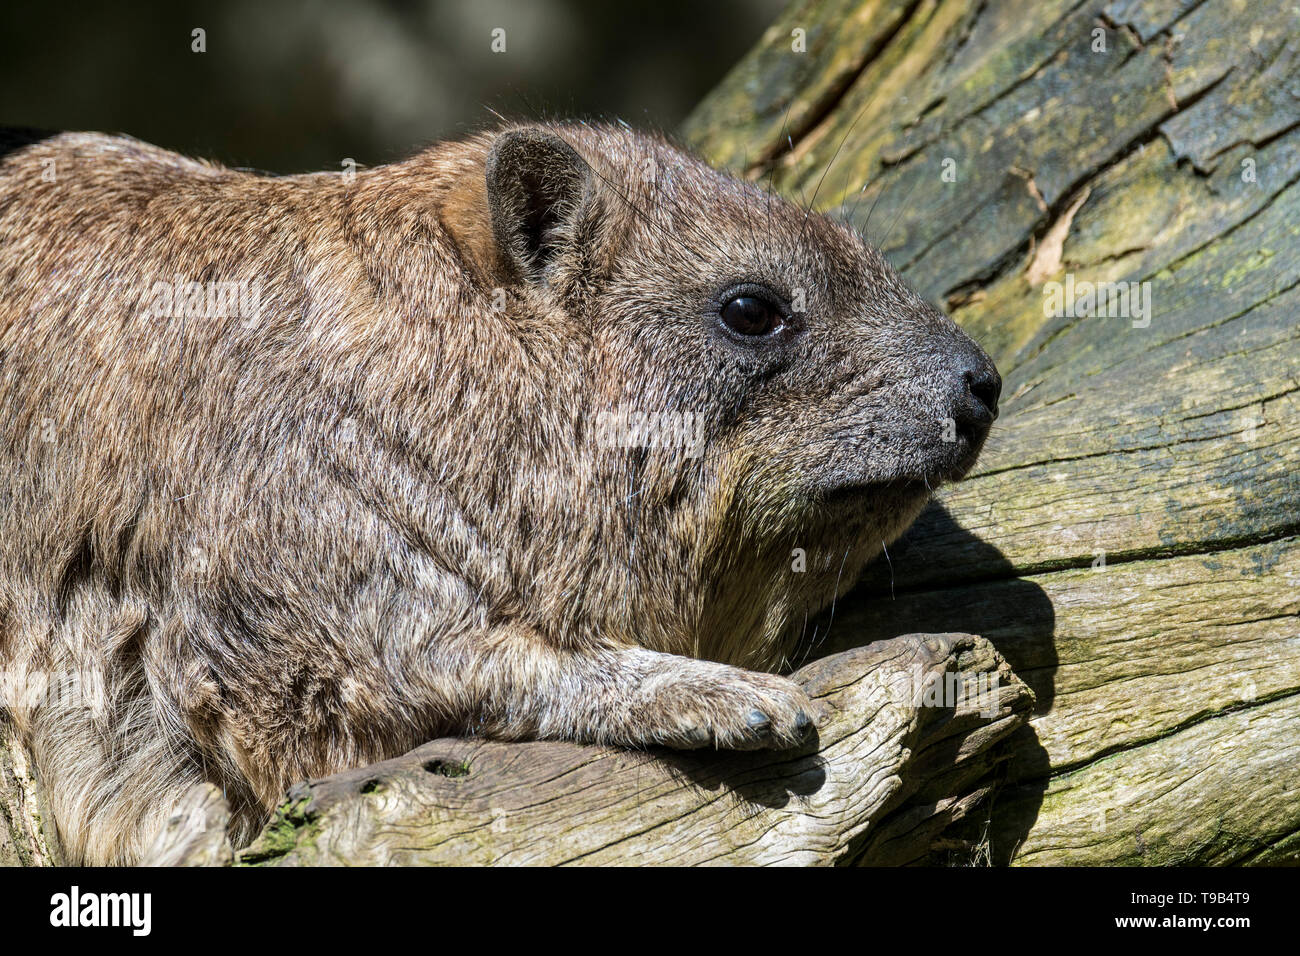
[0,122,998,863]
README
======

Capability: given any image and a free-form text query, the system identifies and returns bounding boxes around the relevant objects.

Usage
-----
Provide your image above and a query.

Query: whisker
[799,77,888,245]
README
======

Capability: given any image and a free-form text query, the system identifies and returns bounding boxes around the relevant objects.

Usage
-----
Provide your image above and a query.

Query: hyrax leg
[444,630,816,751]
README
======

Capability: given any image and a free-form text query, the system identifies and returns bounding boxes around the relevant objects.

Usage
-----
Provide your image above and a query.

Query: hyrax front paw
[638,665,816,752]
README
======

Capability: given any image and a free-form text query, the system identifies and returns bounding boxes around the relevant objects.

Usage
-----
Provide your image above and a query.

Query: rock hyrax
[0,122,999,863]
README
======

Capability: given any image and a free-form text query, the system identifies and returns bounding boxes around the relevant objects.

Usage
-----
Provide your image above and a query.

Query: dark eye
[719,294,784,337]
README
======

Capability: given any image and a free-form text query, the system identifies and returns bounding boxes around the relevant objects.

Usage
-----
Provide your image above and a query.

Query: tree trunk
[683,0,1300,865]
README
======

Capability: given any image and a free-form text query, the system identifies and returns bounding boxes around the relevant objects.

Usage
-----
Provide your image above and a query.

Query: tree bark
[0,715,62,866]
[684,0,1300,865]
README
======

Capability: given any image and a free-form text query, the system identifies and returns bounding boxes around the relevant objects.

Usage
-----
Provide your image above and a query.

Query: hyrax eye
[719,294,783,336]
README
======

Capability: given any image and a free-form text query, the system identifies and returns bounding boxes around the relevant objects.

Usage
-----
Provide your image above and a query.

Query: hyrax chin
[0,122,999,863]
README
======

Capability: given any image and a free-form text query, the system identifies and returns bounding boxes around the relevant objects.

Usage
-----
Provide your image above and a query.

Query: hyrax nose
[952,349,1001,437]
[965,365,1001,420]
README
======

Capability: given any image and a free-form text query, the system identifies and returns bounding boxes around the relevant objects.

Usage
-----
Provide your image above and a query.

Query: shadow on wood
[813,502,1058,864]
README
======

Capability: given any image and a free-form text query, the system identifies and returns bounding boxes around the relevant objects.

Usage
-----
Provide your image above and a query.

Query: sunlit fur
[0,123,994,862]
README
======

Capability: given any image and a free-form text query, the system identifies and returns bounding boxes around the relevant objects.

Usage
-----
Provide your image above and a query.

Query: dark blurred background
[1,0,783,172]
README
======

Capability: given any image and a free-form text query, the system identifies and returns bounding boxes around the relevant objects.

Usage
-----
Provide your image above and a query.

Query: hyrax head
[452,123,999,659]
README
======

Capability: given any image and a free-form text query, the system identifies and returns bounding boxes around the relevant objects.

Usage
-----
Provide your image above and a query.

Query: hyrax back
[0,123,997,862]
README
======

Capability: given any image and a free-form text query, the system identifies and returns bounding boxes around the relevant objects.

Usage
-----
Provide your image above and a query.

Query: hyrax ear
[485,129,592,282]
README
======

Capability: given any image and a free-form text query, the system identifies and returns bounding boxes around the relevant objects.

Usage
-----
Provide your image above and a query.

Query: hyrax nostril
[949,358,1000,446]
[964,367,1001,420]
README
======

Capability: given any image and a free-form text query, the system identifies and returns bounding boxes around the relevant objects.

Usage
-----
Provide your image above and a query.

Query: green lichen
[235,795,320,866]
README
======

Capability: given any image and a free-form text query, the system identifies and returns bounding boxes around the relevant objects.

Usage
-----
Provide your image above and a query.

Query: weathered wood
[228,635,1031,866]
[686,0,1300,864]
[0,715,62,866]
[141,784,234,867]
